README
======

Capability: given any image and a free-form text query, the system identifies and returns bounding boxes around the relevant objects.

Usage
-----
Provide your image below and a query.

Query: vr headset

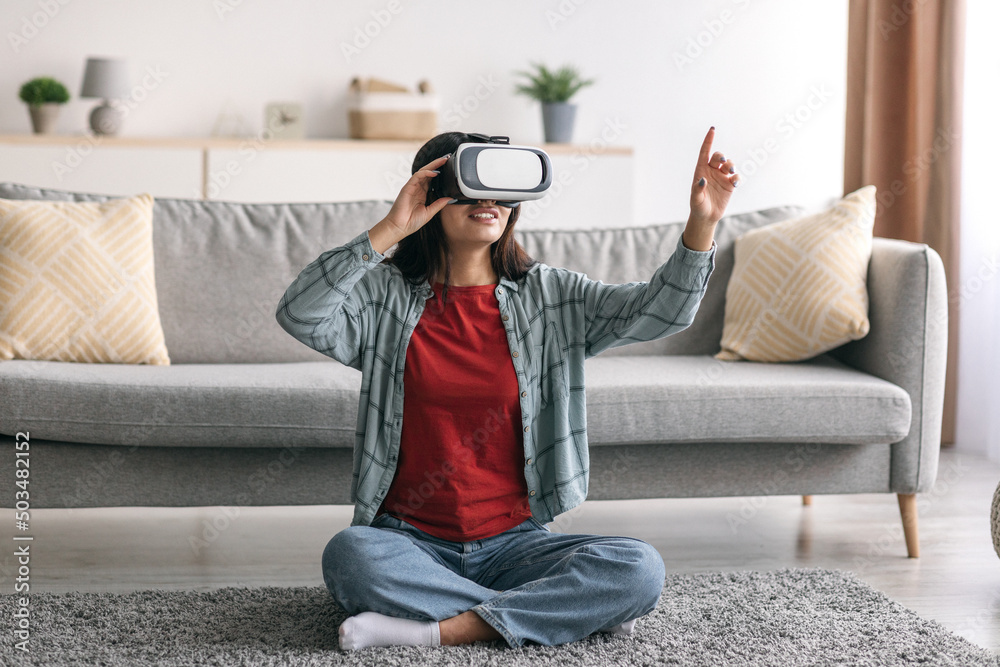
[431,134,552,208]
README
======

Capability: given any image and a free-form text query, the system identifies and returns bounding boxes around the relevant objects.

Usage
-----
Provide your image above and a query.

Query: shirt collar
[416,275,520,296]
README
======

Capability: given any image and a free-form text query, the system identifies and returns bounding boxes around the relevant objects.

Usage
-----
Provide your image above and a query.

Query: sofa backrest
[1,182,803,363]
[518,205,804,356]
[0,182,389,364]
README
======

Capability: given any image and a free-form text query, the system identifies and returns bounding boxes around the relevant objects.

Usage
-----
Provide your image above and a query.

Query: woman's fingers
[422,154,450,170]
[697,127,715,165]
[426,196,454,218]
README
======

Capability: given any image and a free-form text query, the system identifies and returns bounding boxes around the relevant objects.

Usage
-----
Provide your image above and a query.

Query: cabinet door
[0,143,203,198]
[206,148,411,203]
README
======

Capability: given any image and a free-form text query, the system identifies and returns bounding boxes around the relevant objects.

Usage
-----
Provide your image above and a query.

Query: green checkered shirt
[276,229,715,527]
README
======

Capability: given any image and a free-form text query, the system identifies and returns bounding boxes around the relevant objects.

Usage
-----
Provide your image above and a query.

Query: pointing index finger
[698,126,716,165]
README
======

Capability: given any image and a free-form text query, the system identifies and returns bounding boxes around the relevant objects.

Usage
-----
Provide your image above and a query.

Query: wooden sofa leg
[802,495,813,506]
[897,493,920,558]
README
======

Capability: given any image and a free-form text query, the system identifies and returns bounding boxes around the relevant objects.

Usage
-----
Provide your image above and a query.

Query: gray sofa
[0,182,947,558]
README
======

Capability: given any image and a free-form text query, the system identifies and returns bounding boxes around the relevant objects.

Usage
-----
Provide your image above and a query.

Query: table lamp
[80,57,130,136]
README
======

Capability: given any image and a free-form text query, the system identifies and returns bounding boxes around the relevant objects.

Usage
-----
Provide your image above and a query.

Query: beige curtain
[845,0,965,445]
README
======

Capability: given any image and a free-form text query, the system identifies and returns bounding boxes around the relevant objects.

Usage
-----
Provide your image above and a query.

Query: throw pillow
[0,194,170,364]
[715,185,876,362]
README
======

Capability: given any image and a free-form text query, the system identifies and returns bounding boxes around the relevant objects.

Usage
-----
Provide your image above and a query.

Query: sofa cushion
[518,205,805,357]
[0,359,360,448]
[717,185,875,362]
[0,194,170,365]
[1,353,910,449]
[584,354,911,446]
[0,182,391,364]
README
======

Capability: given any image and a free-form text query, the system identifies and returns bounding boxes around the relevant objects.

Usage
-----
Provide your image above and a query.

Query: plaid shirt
[276,229,715,527]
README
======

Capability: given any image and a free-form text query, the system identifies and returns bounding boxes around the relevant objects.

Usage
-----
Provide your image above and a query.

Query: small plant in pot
[19,76,70,135]
[514,63,594,144]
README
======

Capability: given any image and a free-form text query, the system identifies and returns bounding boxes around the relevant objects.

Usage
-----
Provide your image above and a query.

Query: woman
[276,128,738,650]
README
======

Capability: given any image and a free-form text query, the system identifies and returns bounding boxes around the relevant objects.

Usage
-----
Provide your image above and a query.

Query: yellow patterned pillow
[0,194,170,364]
[716,185,876,362]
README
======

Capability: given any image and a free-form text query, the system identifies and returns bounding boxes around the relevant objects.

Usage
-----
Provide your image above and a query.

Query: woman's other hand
[369,155,454,254]
[683,127,738,251]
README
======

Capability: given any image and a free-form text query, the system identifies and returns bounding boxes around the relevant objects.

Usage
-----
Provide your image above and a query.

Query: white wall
[1,0,848,225]
[956,1,1000,459]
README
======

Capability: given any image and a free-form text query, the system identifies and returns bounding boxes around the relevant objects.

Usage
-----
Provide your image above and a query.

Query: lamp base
[89,100,123,136]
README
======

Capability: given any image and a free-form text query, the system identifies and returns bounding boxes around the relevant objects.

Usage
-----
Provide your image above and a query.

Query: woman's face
[437,200,512,249]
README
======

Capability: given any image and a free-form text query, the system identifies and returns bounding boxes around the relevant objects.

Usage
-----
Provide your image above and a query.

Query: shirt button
[497,287,504,295]
[529,490,536,497]
[502,314,509,321]
[362,253,369,261]
[526,458,532,465]
[524,425,530,433]
[512,351,518,358]
[521,391,527,397]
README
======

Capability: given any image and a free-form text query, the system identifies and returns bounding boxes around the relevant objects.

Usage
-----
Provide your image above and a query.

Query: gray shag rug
[2,568,996,666]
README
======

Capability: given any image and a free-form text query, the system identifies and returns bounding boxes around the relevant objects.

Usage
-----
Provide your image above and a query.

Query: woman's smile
[468,206,501,224]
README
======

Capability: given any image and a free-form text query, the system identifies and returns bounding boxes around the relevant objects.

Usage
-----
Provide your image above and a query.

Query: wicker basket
[347,82,438,140]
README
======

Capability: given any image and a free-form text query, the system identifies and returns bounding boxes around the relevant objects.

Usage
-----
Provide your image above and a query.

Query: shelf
[0,134,633,155]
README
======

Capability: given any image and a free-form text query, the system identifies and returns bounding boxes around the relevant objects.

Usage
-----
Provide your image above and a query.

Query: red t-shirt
[377,281,531,541]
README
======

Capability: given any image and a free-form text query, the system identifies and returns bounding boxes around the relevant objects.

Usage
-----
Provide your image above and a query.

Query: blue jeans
[322,513,666,647]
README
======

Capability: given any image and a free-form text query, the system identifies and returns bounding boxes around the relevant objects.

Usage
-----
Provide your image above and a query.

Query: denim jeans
[321,513,666,647]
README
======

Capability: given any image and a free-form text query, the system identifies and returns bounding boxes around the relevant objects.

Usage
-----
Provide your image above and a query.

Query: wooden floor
[3,448,999,652]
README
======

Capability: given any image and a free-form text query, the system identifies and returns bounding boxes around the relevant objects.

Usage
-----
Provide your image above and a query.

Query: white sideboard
[0,135,633,230]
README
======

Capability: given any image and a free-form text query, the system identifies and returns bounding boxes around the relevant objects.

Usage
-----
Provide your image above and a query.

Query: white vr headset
[433,135,552,208]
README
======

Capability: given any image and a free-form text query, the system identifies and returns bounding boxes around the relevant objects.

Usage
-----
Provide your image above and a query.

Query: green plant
[513,63,594,104]
[19,77,70,106]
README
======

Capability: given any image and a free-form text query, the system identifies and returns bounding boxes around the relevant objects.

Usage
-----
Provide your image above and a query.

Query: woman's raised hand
[374,155,454,246]
[689,127,738,227]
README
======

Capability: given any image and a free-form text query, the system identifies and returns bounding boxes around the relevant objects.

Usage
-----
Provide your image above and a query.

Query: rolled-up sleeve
[582,235,716,357]
[275,230,385,369]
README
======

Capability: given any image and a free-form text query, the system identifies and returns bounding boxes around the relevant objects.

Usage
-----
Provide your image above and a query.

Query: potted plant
[514,63,594,143]
[19,76,70,134]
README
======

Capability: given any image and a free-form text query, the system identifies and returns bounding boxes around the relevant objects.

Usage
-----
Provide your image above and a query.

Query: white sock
[600,618,637,636]
[338,611,441,651]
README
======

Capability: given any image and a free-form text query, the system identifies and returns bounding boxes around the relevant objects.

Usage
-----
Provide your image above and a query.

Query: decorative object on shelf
[347,77,438,140]
[18,76,70,134]
[210,98,251,138]
[514,62,595,143]
[80,57,130,136]
[264,102,304,140]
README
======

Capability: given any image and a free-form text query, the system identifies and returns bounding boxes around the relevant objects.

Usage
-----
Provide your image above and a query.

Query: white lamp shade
[80,58,130,99]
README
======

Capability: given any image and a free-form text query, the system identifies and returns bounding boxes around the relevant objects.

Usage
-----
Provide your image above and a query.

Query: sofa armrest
[829,237,948,493]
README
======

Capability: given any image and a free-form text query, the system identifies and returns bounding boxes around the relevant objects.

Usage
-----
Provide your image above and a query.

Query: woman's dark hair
[382,132,537,300]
